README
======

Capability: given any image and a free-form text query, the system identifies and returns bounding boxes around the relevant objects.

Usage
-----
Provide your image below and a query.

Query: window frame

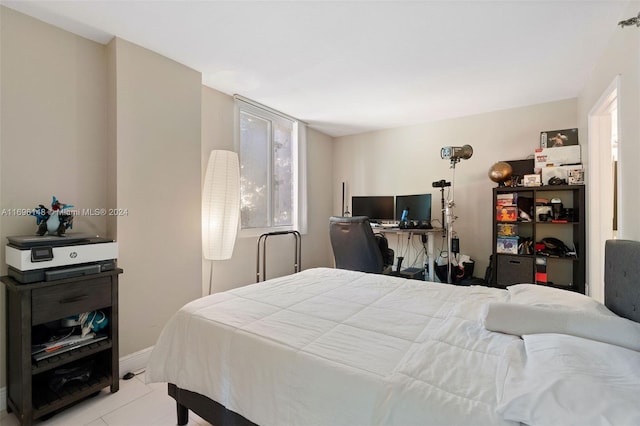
[234,96,307,238]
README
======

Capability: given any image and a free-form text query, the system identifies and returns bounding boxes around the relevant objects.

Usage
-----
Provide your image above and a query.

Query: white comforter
[147,267,521,426]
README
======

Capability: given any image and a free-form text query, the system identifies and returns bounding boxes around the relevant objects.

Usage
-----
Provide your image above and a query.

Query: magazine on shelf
[32,332,108,361]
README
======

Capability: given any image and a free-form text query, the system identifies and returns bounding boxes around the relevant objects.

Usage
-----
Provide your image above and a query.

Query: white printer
[6,233,118,283]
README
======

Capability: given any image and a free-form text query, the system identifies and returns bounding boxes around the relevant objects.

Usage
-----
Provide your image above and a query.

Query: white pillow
[482,302,640,351]
[497,333,640,426]
[507,283,615,316]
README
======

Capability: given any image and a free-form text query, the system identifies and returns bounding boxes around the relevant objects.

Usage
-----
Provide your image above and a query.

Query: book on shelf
[32,332,107,361]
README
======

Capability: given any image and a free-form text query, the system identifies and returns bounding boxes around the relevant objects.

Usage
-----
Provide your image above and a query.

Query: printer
[6,233,118,284]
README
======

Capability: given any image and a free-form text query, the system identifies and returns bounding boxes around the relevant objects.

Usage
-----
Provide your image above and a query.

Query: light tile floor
[0,373,211,426]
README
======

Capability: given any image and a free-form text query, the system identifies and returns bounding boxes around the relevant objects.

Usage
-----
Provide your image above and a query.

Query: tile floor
[0,373,211,426]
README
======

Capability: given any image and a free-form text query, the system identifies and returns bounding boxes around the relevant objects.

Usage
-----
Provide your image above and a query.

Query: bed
[146,240,640,425]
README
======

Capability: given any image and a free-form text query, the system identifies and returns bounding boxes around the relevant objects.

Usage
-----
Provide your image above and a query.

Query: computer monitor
[351,196,395,223]
[395,194,432,223]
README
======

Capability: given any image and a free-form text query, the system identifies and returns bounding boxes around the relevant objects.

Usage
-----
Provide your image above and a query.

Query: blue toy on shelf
[30,196,74,236]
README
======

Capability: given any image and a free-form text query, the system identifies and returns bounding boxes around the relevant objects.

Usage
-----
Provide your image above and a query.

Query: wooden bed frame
[168,239,640,426]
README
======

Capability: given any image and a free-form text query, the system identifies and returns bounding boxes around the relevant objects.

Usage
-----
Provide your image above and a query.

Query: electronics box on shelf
[541,164,584,186]
[534,146,581,171]
[497,223,518,237]
[496,206,518,222]
[496,193,517,206]
[6,233,118,283]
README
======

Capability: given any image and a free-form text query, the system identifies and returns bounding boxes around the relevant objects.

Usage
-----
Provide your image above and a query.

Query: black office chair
[329,216,394,274]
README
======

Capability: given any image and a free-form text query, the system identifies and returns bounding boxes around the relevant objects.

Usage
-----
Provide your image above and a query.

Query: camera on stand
[432,179,451,188]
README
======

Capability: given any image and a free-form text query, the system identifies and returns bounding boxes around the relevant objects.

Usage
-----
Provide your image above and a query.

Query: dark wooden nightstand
[2,269,123,426]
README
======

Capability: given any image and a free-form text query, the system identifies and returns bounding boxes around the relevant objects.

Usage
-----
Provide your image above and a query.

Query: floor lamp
[202,150,240,294]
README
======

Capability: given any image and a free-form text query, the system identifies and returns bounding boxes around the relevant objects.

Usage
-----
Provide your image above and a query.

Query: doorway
[587,76,620,302]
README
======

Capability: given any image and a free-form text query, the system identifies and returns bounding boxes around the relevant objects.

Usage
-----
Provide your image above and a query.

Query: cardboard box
[497,237,519,254]
[541,164,584,186]
[534,146,581,171]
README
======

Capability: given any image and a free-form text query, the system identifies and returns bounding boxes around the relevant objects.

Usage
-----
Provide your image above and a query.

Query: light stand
[341,181,351,217]
[432,179,451,231]
[445,164,458,284]
[439,145,473,284]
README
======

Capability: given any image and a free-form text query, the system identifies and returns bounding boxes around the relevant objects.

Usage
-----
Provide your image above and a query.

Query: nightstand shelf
[31,367,111,418]
[2,268,123,426]
[32,339,113,375]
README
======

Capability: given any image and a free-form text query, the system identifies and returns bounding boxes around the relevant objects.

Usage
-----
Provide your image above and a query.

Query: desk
[375,227,445,281]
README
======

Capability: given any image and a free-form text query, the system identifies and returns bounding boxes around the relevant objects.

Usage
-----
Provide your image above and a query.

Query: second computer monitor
[351,196,395,223]
[395,194,432,223]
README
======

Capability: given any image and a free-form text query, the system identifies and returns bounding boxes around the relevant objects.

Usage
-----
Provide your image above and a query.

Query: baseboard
[0,386,6,413]
[0,346,154,414]
[119,345,155,378]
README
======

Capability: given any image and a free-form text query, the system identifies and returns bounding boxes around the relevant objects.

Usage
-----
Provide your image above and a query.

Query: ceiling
[1,1,631,137]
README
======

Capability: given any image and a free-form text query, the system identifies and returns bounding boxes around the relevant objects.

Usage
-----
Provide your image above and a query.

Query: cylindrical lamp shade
[202,150,240,260]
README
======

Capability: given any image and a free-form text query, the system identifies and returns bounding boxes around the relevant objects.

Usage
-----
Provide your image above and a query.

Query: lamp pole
[446,158,460,284]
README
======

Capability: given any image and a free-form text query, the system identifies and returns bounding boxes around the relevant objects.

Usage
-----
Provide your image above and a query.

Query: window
[235,96,307,236]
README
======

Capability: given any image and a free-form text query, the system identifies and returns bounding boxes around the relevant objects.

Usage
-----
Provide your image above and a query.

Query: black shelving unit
[491,185,585,293]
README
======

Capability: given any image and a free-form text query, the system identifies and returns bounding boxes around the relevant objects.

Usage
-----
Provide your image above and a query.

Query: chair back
[329,216,385,273]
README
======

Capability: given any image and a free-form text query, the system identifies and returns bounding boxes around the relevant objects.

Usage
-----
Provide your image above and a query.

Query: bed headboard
[605,239,640,323]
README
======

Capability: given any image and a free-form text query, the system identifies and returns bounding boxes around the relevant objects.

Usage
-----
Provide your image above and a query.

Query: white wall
[0,6,108,390]
[333,99,578,276]
[201,87,334,294]
[578,0,640,242]
[108,38,203,354]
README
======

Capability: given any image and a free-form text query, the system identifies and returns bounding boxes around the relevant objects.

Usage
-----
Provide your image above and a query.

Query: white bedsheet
[146,267,520,426]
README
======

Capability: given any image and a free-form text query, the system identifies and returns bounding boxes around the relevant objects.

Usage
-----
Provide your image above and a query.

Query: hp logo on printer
[70,252,78,259]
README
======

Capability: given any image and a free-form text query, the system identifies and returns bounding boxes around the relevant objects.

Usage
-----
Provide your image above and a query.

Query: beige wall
[333,99,578,276]
[578,0,640,241]
[0,9,205,391]
[0,7,108,390]
[109,38,202,354]
[201,87,334,294]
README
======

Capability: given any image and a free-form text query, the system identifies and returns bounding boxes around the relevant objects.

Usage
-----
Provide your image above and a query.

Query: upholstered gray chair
[329,216,394,274]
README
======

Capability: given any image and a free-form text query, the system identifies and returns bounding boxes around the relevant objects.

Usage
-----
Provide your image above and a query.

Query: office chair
[329,216,394,274]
